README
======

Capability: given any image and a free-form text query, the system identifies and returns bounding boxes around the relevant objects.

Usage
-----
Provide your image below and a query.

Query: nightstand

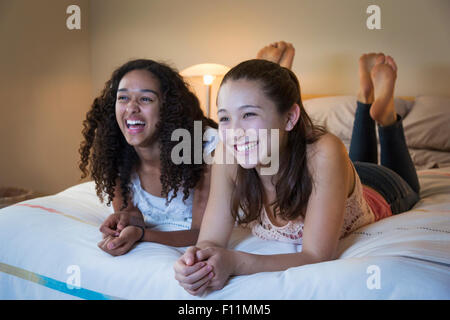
[0,187,41,209]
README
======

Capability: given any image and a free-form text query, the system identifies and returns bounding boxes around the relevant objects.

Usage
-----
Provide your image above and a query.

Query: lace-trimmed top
[129,126,219,231]
[130,171,194,231]
[251,164,376,244]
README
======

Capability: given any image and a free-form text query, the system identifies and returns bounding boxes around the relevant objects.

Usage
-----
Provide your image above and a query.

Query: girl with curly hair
[79,59,217,256]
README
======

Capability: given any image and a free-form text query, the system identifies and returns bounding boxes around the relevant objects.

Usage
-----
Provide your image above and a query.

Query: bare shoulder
[195,139,237,193]
[306,133,352,185]
[211,162,238,185]
[307,133,348,165]
[211,140,238,184]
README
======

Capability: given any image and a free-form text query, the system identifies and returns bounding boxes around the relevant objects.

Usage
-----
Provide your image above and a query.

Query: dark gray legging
[349,101,420,214]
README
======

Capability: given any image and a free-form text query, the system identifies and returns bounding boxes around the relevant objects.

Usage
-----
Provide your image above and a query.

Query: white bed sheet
[0,168,449,300]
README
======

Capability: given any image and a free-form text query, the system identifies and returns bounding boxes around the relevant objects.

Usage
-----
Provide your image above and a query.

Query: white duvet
[0,167,449,300]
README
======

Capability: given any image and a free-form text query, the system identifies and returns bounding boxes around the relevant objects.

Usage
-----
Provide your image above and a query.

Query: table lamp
[180,63,230,118]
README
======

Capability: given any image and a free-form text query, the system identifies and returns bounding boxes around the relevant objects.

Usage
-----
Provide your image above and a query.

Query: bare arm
[196,142,237,249]
[101,167,212,252]
[228,134,352,275]
[173,142,237,294]
[112,180,143,219]
[99,181,145,237]
[175,136,352,293]
[194,134,353,280]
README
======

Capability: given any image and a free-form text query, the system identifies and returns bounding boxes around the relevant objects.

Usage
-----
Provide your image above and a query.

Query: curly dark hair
[79,59,217,209]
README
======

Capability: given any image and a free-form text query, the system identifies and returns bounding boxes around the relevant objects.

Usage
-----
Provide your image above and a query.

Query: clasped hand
[97,211,144,256]
[174,246,235,296]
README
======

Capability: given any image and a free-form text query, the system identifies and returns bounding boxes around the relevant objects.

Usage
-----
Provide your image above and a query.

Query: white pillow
[303,95,413,143]
[408,148,450,170]
[403,96,450,152]
[302,95,450,170]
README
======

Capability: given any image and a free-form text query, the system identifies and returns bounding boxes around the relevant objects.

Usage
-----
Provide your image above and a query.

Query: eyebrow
[117,88,159,97]
[217,105,261,113]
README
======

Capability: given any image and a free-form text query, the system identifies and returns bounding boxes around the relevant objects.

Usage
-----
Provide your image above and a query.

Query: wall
[89,0,450,121]
[0,0,92,194]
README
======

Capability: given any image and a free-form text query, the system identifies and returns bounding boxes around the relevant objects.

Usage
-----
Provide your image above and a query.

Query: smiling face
[115,69,162,148]
[217,79,290,170]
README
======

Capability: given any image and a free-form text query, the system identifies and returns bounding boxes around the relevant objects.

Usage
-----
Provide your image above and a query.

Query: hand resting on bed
[97,210,145,256]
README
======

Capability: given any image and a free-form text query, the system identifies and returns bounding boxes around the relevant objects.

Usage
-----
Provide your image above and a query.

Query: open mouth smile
[234,141,258,152]
[126,119,146,133]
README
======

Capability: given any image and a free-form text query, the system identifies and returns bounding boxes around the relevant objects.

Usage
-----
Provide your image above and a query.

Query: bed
[1,95,449,300]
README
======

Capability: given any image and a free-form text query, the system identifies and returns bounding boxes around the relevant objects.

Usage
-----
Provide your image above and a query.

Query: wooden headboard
[301,94,415,101]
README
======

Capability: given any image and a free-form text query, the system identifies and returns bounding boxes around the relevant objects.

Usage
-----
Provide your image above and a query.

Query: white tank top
[130,126,219,231]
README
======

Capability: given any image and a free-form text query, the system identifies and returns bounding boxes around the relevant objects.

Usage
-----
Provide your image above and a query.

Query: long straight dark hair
[221,59,327,224]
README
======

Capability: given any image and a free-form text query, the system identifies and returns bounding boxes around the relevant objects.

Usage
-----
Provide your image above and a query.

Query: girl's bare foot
[256,41,295,69]
[370,55,398,127]
[257,42,285,64]
[358,53,384,104]
[279,43,295,70]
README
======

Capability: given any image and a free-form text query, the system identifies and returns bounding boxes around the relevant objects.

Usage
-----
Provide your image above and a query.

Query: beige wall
[89,0,450,117]
[0,0,92,194]
[1,0,449,195]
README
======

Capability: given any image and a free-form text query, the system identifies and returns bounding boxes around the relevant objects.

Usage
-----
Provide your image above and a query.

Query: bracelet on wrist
[134,225,145,242]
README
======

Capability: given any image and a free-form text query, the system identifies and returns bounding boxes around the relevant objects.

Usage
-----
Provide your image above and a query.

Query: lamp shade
[180,63,230,77]
[180,63,230,120]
